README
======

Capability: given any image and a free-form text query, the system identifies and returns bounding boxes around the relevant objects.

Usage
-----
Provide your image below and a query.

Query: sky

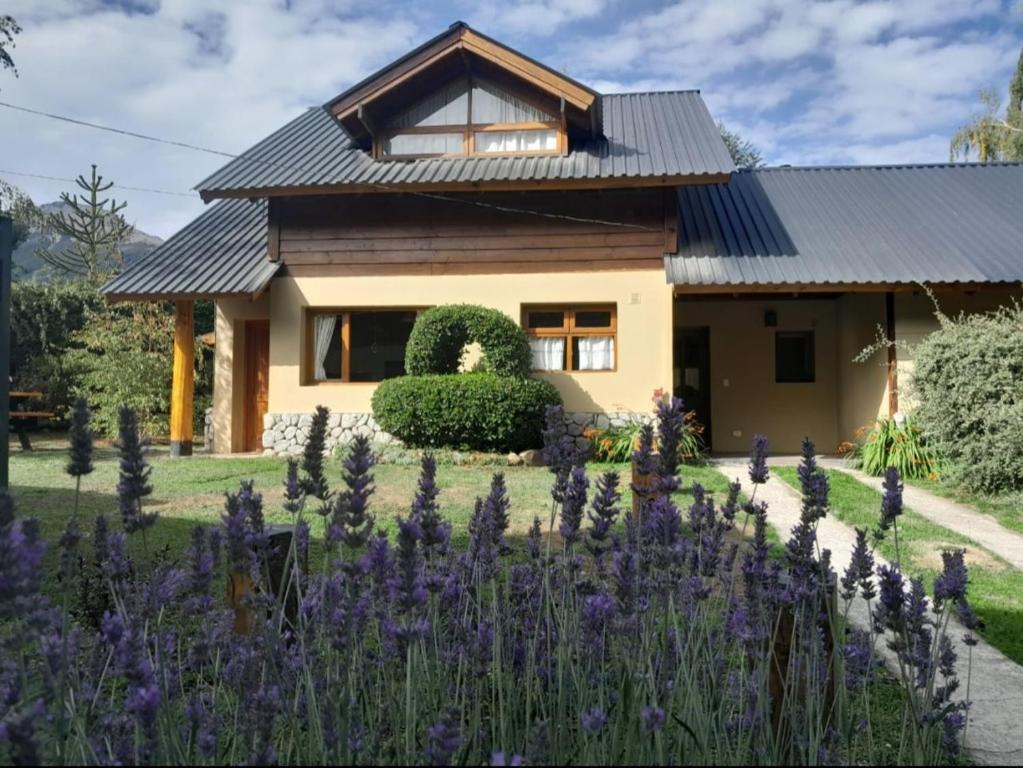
[0,0,1020,238]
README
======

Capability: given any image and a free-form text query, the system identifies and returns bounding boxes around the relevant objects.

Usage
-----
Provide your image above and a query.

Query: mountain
[12,201,163,279]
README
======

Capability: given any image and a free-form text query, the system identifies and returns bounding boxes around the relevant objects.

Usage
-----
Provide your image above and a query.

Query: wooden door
[676,326,712,450]
[244,320,270,453]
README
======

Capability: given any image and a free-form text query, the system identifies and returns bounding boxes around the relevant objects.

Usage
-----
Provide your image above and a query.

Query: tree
[950,48,1023,162]
[0,15,20,81]
[718,122,764,169]
[0,180,42,249]
[38,165,134,281]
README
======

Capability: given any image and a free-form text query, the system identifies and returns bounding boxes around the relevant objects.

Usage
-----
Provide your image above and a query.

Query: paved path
[714,462,1023,766]
[835,467,1023,570]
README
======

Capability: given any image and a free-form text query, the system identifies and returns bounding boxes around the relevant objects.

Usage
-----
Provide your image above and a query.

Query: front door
[244,320,270,453]
[677,326,712,450]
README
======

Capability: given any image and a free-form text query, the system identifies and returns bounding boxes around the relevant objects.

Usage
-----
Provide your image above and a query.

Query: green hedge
[372,372,561,452]
[404,304,532,377]
[911,303,1023,493]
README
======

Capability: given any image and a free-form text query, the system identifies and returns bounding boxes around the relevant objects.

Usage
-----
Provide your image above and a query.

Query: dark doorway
[676,326,712,450]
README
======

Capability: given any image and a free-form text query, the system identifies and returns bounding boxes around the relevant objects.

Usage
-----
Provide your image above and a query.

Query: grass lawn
[908,476,1023,537]
[7,436,737,592]
[775,467,1023,667]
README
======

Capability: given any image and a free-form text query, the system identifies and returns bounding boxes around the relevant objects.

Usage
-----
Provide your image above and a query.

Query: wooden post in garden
[169,300,195,457]
[631,452,662,519]
[0,215,11,489]
[885,291,898,417]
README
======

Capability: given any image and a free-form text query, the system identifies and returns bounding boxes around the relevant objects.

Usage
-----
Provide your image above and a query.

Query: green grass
[908,476,1023,537]
[7,437,737,592]
[775,467,1023,667]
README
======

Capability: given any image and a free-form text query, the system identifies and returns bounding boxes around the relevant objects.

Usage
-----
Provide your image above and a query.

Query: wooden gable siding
[276,189,675,276]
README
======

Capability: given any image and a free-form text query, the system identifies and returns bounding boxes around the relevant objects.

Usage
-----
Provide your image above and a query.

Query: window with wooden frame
[377,75,566,159]
[306,309,420,383]
[522,305,617,372]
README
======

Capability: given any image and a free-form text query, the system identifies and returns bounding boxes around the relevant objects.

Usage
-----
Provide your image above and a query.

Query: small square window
[775,331,815,383]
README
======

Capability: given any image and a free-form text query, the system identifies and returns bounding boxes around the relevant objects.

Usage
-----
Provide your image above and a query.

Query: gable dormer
[326,21,600,160]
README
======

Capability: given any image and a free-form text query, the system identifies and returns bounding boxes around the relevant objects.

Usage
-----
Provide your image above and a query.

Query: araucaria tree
[0,15,20,81]
[38,164,134,280]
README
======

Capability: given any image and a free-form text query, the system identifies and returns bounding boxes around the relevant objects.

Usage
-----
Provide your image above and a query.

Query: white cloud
[1,0,421,236]
[466,0,609,37]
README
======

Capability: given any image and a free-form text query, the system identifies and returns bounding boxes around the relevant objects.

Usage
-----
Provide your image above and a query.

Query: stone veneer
[259,410,651,456]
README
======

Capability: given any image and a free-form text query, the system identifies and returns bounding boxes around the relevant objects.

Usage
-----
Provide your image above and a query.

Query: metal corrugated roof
[195,91,734,198]
[102,198,276,299]
[666,164,1023,286]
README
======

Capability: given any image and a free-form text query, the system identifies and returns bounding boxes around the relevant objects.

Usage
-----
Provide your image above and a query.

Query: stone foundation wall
[259,410,650,456]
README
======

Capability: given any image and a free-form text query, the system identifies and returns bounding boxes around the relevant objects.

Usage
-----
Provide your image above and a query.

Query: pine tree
[718,122,764,169]
[0,15,20,80]
[38,165,134,281]
[950,48,1023,162]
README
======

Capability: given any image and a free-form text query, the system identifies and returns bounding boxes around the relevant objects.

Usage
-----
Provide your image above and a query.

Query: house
[103,22,1023,457]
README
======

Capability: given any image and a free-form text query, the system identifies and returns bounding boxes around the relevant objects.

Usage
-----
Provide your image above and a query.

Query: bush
[372,372,561,452]
[68,301,175,438]
[10,280,104,417]
[848,415,939,480]
[404,304,532,377]
[586,411,706,464]
[911,303,1023,492]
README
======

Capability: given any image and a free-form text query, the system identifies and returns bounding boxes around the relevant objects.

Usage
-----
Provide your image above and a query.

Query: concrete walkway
[835,467,1023,570]
[714,462,1023,766]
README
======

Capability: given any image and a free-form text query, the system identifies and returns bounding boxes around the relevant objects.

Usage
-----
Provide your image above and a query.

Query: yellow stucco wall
[674,296,841,454]
[265,269,674,415]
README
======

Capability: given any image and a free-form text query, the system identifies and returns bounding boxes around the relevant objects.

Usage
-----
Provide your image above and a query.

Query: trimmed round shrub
[372,372,561,452]
[911,303,1023,493]
[404,304,532,377]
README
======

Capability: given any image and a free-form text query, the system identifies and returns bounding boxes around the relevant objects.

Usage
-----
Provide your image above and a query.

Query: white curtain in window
[314,315,338,380]
[576,336,614,371]
[475,129,558,154]
[529,337,565,371]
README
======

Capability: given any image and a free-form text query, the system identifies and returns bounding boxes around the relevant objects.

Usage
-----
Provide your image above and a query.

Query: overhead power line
[0,100,659,232]
[0,168,196,198]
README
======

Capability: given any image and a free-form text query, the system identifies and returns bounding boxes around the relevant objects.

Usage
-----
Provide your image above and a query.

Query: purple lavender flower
[873,564,906,633]
[641,705,666,733]
[655,395,686,490]
[934,548,969,607]
[301,405,331,501]
[542,405,584,502]
[721,479,741,527]
[335,435,376,550]
[748,434,769,484]
[841,528,876,602]
[632,423,659,478]
[491,753,523,766]
[222,487,252,575]
[0,700,44,766]
[116,407,155,534]
[527,516,542,561]
[796,438,828,522]
[582,591,616,639]
[586,471,620,566]
[389,517,428,614]
[184,525,216,615]
[558,466,589,549]
[580,706,608,733]
[412,453,449,557]
[66,397,94,479]
[876,466,904,541]
[842,629,877,691]
[484,472,511,553]
[283,458,305,515]
[424,713,461,766]
[466,497,498,582]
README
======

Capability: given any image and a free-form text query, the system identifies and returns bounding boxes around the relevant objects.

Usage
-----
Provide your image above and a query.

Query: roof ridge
[748,161,1023,173]
[602,89,702,97]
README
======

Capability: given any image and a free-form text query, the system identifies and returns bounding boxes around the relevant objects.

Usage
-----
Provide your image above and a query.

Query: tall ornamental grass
[0,401,978,765]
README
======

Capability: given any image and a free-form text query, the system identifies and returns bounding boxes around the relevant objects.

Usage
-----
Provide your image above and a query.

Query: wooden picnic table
[9,390,54,451]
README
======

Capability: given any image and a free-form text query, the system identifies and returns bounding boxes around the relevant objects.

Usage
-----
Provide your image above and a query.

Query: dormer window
[378,76,565,159]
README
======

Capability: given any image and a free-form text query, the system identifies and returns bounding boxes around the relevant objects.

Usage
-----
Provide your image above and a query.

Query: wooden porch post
[885,291,898,417]
[170,300,195,457]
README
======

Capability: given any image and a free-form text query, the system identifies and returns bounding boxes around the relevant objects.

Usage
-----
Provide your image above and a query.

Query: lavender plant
[0,406,980,767]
